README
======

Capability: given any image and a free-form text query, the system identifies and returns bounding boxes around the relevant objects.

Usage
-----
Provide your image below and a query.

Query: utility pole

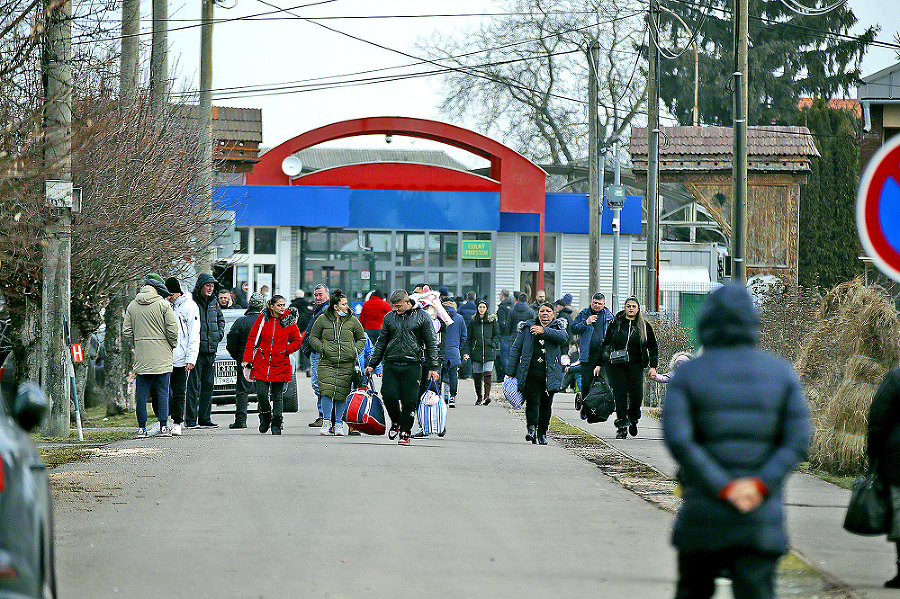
[609,140,626,313]
[732,0,749,283]
[120,0,139,100]
[198,0,215,273]
[646,0,660,311]
[587,41,601,297]
[41,0,73,436]
[150,0,168,111]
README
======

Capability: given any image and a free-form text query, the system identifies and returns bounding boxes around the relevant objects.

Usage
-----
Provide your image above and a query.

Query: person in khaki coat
[124,278,179,437]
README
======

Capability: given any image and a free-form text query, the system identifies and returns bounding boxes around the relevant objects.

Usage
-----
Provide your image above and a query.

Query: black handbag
[843,465,890,536]
[580,372,615,423]
[609,350,629,364]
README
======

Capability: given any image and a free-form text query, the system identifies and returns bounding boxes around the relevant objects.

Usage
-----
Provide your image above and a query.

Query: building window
[396,232,425,267]
[254,264,276,293]
[520,234,556,263]
[429,232,459,267]
[235,227,249,254]
[254,227,277,254]
[365,232,393,262]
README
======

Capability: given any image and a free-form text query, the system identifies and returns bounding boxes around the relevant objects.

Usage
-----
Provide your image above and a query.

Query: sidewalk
[550,394,897,599]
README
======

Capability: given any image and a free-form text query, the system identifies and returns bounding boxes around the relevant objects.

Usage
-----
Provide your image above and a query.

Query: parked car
[0,373,57,598]
[213,309,299,412]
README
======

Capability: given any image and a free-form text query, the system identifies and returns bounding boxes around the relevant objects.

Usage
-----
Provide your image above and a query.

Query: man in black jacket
[867,365,900,588]
[185,273,225,429]
[225,293,264,429]
[495,289,513,379]
[365,289,439,445]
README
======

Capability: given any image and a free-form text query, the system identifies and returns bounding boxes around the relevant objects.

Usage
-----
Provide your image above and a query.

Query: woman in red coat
[242,295,302,435]
[359,289,392,345]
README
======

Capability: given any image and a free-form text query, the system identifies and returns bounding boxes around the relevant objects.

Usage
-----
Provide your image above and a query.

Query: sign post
[857,135,900,282]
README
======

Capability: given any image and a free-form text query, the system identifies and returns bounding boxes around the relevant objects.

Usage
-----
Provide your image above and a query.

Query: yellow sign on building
[461,240,491,259]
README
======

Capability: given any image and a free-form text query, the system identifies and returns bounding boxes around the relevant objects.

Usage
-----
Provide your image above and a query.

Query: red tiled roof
[629,125,819,158]
[797,97,862,119]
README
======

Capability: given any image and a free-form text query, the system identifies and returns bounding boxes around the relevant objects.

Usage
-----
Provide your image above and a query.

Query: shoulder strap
[253,314,265,349]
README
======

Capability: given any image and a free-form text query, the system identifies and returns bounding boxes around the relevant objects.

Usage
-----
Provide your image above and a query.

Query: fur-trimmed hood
[263,305,299,328]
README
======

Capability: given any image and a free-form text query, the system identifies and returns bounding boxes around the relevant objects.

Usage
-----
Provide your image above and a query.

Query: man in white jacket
[166,277,200,436]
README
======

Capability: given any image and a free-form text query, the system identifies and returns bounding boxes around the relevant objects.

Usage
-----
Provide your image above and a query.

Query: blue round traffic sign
[857,135,900,282]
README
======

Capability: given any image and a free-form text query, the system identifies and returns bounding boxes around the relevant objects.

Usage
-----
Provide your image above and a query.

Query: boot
[525,425,537,444]
[537,432,548,445]
[270,414,283,435]
[614,417,628,440]
[483,373,492,405]
[473,373,483,405]
[258,411,271,434]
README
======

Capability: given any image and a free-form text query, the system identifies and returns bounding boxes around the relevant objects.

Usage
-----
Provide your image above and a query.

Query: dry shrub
[646,313,694,408]
[797,278,900,475]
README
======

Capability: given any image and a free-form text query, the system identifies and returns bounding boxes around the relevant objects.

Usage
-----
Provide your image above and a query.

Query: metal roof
[173,105,262,143]
[292,148,470,171]
[858,61,900,101]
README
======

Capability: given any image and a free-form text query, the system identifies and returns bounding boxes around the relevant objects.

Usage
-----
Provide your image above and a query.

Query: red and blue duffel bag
[342,376,387,435]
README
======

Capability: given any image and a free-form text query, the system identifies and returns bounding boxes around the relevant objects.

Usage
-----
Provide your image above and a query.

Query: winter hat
[147,272,165,284]
[165,277,182,295]
[247,292,266,311]
[439,286,449,297]
[145,278,170,299]
[562,293,573,305]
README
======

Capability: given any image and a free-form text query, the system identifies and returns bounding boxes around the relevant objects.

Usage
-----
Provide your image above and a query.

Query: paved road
[53,382,678,598]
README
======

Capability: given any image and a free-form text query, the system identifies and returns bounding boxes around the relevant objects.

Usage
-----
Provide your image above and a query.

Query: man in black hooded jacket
[185,273,225,428]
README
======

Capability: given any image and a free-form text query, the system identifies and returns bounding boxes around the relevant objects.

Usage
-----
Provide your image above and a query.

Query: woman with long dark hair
[242,295,302,435]
[309,290,367,436]
[598,296,658,439]
[464,300,500,405]
[507,302,568,445]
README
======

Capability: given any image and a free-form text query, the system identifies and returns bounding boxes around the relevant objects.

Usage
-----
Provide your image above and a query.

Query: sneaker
[398,431,410,445]
[320,421,332,436]
[184,423,201,430]
[629,422,638,437]
[157,425,173,437]
[615,428,628,439]
[309,417,324,428]
[228,422,247,429]
[333,422,344,436]
[147,421,161,436]
[388,423,400,440]
[199,422,218,429]
[170,423,182,436]
[136,427,148,438]
[347,426,361,436]
[448,396,456,408]
[412,429,427,438]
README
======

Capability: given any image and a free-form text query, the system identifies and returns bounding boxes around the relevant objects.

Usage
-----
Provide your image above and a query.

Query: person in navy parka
[663,283,810,599]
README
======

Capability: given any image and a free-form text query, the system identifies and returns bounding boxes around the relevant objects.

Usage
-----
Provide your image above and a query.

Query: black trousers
[382,362,422,434]
[169,366,189,424]
[522,373,554,435]
[234,371,253,425]
[255,380,285,425]
[185,352,215,426]
[675,549,780,599]
[606,361,644,426]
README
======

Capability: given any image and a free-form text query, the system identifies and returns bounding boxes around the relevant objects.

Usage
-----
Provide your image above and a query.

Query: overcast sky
[156,0,900,152]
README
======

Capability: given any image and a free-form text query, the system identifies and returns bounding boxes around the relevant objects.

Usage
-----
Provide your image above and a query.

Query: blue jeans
[441,361,459,397]
[498,335,511,376]
[320,396,348,425]
[310,352,323,418]
[136,372,170,428]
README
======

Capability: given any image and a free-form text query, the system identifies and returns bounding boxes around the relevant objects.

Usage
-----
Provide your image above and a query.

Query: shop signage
[461,240,491,260]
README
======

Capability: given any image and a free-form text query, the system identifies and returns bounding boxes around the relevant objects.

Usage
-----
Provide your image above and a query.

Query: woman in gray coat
[507,303,568,445]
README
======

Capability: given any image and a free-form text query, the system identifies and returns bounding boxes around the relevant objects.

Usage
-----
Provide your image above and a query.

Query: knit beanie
[562,293,573,305]
[147,273,165,284]
[247,292,265,311]
[165,277,182,295]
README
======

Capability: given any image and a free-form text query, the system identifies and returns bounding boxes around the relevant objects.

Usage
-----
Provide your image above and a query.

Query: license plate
[215,360,237,386]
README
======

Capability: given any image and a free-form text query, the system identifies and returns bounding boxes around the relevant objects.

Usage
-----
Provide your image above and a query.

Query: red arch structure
[247,116,548,282]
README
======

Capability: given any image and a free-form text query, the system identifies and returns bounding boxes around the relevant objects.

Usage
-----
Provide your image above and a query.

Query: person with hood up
[165,277,199,436]
[438,300,467,408]
[866,364,900,589]
[185,273,225,429]
[242,295,302,435]
[308,290,367,436]
[496,289,514,378]
[507,302,568,445]
[226,292,266,429]
[505,292,535,339]
[124,278,179,437]
[464,299,500,405]
[364,289,440,446]
[572,292,615,401]
[359,289,392,346]
[663,283,810,599]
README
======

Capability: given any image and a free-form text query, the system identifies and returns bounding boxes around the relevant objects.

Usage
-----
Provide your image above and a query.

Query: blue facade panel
[543,192,643,235]
[499,212,541,232]
[347,189,500,231]
[215,185,351,227]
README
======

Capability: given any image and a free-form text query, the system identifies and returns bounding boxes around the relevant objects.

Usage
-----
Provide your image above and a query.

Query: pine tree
[796,99,862,288]
[653,0,876,125]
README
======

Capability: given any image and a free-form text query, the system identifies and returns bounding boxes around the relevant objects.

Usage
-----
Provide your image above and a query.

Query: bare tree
[418,0,646,181]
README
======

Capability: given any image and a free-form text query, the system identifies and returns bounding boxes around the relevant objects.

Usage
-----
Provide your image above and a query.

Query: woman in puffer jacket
[242,295,302,435]
[309,290,367,436]
[507,302,568,445]
[464,300,500,405]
